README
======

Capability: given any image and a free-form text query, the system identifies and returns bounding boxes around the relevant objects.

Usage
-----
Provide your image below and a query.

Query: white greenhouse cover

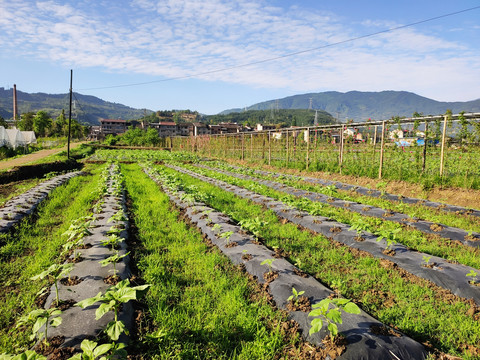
[0,127,37,149]
[22,131,37,145]
[0,127,7,147]
[5,128,26,149]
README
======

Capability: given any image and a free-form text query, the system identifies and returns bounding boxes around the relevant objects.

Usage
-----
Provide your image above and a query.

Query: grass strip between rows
[179,162,480,271]
[156,163,480,359]
[122,163,308,359]
[209,161,480,232]
[0,164,103,353]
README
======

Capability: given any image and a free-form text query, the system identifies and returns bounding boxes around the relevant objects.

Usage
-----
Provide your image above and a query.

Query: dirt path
[0,142,84,170]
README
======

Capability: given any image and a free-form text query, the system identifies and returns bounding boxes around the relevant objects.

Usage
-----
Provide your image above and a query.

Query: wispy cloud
[1,0,478,101]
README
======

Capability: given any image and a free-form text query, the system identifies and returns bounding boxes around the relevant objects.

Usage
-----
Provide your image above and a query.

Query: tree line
[2,110,90,138]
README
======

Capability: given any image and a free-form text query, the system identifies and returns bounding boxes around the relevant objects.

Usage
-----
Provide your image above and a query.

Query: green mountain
[0,87,151,125]
[205,108,335,127]
[221,91,480,121]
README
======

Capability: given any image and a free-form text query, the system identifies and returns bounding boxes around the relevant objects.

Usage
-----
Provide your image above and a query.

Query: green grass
[177,162,480,271]
[0,179,43,206]
[0,164,103,352]
[155,163,480,359]
[208,161,480,232]
[122,163,302,359]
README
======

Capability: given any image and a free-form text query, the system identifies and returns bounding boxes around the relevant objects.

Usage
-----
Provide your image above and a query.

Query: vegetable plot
[142,164,427,360]
[154,163,480,358]
[0,171,83,234]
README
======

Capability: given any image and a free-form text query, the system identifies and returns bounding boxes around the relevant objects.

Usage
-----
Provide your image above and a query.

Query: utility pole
[67,70,73,159]
[13,84,18,126]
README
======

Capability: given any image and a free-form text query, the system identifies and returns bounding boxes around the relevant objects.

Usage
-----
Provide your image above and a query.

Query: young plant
[67,339,126,360]
[220,231,234,245]
[107,210,128,224]
[100,252,130,279]
[287,287,305,305]
[101,234,124,252]
[422,255,432,267]
[348,218,371,235]
[375,227,402,251]
[31,263,74,305]
[466,270,478,284]
[260,258,276,274]
[76,279,149,341]
[308,298,361,338]
[211,223,222,232]
[16,308,62,346]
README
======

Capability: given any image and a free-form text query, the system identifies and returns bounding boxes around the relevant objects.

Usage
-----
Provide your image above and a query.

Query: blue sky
[1,0,479,115]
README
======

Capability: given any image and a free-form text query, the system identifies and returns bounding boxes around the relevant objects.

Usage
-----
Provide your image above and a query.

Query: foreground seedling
[100,252,130,279]
[308,298,361,338]
[76,279,149,341]
[31,263,74,306]
[16,308,62,346]
[287,287,305,306]
[68,339,126,360]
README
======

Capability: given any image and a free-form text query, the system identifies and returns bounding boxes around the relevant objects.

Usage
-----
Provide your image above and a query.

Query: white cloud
[0,0,478,101]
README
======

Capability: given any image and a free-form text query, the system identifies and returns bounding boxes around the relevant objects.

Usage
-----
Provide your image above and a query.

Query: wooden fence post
[439,115,448,177]
[241,133,245,161]
[250,133,253,160]
[305,128,310,170]
[422,121,428,173]
[339,125,345,172]
[268,131,272,165]
[378,121,386,179]
[286,130,289,165]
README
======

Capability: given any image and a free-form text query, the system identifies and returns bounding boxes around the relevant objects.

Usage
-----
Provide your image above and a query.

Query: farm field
[1,148,480,359]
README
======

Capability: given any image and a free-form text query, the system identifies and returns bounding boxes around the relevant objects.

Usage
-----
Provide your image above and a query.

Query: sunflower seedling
[76,279,150,341]
[220,231,234,245]
[466,270,478,284]
[211,223,222,232]
[287,287,305,305]
[16,308,62,346]
[31,263,74,306]
[68,339,126,360]
[308,298,361,338]
[100,252,130,279]
[422,255,432,267]
[260,258,276,274]
[101,234,124,252]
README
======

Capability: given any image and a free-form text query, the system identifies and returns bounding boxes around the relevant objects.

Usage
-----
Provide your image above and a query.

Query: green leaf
[326,309,342,324]
[315,298,331,313]
[32,317,47,335]
[343,302,361,314]
[96,301,114,320]
[308,309,324,318]
[327,322,339,337]
[309,318,323,335]
[76,293,102,308]
[81,339,98,354]
[93,343,113,357]
[50,316,62,328]
[106,320,127,341]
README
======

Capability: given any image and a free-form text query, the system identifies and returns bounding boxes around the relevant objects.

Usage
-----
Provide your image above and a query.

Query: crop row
[178,162,480,271]
[142,164,427,359]
[0,163,146,359]
[152,162,480,358]
[212,161,480,223]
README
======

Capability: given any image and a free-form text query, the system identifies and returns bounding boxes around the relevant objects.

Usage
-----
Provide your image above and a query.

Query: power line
[77,5,480,91]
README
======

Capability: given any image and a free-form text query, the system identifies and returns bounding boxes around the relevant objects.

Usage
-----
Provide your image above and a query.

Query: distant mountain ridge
[0,87,151,125]
[221,91,480,121]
